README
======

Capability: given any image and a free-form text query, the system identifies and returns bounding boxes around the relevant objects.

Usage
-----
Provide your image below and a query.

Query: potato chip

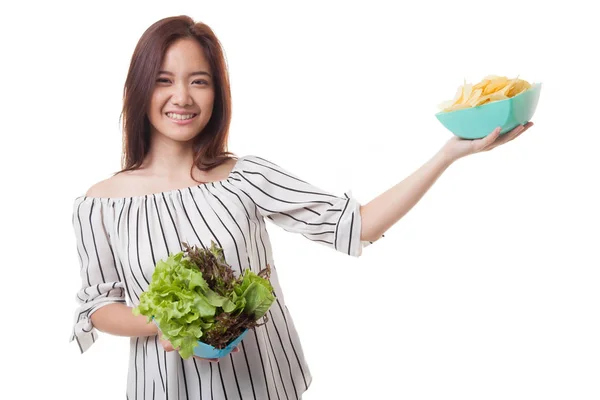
[439,75,533,112]
[472,79,491,91]
[460,82,473,104]
[483,76,510,95]
[466,88,483,107]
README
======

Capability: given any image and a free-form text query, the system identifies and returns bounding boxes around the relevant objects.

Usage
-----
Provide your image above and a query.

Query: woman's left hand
[441,121,534,162]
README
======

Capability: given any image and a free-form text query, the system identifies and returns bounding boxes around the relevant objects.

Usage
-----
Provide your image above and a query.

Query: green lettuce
[133,241,275,359]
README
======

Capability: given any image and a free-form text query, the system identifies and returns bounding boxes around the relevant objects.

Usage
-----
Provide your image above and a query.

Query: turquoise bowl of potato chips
[435,77,541,139]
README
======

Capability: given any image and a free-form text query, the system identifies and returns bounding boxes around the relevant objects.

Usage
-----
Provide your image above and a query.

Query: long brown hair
[116,15,236,181]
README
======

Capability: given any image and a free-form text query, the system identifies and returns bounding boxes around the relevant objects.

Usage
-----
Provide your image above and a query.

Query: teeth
[166,113,196,120]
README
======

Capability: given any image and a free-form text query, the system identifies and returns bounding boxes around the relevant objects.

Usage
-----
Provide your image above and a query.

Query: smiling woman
[119,15,235,179]
[70,14,378,400]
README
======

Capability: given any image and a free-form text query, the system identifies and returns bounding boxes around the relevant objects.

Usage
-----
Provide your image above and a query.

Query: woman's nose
[171,83,193,106]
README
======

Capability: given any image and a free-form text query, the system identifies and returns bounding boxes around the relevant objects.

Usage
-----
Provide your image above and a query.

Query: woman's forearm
[90,303,159,337]
[360,149,454,242]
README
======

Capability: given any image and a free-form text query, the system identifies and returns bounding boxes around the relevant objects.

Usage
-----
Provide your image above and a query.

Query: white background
[1,1,599,399]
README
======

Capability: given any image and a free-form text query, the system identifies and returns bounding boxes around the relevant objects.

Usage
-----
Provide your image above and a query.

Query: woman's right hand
[158,333,239,363]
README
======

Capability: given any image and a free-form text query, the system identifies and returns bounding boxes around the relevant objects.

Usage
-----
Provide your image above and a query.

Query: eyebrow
[158,70,212,78]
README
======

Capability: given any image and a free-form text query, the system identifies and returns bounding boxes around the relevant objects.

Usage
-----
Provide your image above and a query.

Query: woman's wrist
[435,146,459,168]
[138,311,160,337]
[142,315,160,336]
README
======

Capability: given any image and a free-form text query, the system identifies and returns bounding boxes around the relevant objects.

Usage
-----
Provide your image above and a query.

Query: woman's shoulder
[79,155,277,200]
[83,156,243,199]
[84,171,133,198]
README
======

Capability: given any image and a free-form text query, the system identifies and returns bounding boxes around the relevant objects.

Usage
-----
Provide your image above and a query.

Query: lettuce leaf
[238,269,275,319]
[242,282,275,319]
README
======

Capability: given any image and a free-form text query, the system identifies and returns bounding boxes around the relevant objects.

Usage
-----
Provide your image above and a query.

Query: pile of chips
[439,75,532,112]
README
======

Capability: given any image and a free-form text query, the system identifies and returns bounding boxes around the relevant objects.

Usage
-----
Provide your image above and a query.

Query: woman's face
[147,37,215,143]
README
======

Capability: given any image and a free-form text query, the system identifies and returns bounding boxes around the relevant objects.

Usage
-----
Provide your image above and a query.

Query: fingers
[232,346,240,353]
[159,339,180,353]
[500,124,525,143]
[163,344,179,352]
[481,122,533,152]
[494,122,533,147]
[482,126,502,147]
[471,126,501,153]
[159,340,173,352]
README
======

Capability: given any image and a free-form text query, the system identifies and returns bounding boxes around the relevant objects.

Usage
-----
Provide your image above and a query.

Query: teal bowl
[152,318,248,359]
[193,329,248,359]
[435,82,542,139]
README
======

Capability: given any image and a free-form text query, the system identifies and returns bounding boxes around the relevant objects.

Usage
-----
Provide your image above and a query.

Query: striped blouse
[70,155,378,400]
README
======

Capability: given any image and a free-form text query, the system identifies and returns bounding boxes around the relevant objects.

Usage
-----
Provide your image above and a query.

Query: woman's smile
[165,112,199,125]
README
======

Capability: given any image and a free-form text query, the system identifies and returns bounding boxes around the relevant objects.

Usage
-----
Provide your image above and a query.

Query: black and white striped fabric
[70,155,377,400]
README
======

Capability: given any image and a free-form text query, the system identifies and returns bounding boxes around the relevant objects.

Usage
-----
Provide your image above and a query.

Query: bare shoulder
[84,172,130,198]
[84,158,240,198]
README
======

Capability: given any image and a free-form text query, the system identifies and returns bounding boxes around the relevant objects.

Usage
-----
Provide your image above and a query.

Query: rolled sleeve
[230,156,384,257]
[70,197,126,353]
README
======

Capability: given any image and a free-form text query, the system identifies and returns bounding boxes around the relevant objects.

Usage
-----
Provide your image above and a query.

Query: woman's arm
[90,303,159,337]
[360,149,453,242]
[360,123,533,242]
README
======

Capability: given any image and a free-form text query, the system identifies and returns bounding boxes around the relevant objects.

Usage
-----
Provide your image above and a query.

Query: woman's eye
[155,78,209,85]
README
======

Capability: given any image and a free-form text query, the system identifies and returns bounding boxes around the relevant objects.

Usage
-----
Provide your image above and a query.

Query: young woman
[70,15,533,400]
